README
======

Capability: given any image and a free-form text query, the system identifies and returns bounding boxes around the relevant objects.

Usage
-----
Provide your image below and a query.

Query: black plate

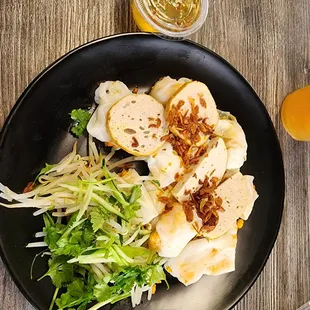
[0,33,285,310]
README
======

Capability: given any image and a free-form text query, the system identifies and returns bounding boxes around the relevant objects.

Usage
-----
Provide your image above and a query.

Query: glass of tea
[131,0,209,38]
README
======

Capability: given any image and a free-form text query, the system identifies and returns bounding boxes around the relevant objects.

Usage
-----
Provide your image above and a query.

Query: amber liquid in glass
[146,0,201,28]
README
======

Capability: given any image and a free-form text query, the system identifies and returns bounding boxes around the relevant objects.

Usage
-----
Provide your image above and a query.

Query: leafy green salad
[0,137,167,310]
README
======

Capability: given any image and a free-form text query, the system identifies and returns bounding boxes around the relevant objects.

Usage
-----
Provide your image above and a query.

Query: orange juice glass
[281,85,310,141]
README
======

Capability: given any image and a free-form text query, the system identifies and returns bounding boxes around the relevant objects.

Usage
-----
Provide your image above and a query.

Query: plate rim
[0,32,285,310]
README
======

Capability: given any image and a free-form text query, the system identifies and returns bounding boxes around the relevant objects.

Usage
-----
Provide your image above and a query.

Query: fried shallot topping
[182,200,195,222]
[157,196,170,204]
[157,196,176,214]
[132,87,139,94]
[167,99,214,145]
[162,98,215,170]
[148,118,162,129]
[183,176,224,233]
[198,93,207,108]
[161,133,207,169]
[23,182,34,193]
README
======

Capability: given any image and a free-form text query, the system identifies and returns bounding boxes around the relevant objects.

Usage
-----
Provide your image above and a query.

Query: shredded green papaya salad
[0,139,168,310]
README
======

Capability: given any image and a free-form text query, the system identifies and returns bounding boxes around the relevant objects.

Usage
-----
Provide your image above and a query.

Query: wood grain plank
[0,1,309,310]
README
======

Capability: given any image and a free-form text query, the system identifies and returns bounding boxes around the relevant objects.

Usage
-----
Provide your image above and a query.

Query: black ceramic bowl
[0,33,285,310]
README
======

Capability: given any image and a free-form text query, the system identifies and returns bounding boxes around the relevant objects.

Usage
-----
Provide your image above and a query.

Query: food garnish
[70,109,92,137]
[166,81,219,146]
[0,140,167,309]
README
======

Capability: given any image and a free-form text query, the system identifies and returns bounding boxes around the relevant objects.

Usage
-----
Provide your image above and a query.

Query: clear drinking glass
[131,0,209,38]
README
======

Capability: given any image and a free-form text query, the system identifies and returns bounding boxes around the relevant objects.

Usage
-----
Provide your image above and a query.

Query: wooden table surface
[0,1,309,309]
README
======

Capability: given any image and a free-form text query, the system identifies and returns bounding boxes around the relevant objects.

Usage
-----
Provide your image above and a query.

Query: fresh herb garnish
[70,109,91,137]
[38,211,167,309]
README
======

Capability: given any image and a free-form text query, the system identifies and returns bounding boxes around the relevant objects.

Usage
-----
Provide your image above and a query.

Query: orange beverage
[281,85,310,141]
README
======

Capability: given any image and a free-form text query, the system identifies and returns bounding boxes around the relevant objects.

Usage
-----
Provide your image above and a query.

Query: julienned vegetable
[0,139,167,310]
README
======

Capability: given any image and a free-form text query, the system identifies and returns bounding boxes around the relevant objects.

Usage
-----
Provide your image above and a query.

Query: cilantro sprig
[70,109,91,137]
